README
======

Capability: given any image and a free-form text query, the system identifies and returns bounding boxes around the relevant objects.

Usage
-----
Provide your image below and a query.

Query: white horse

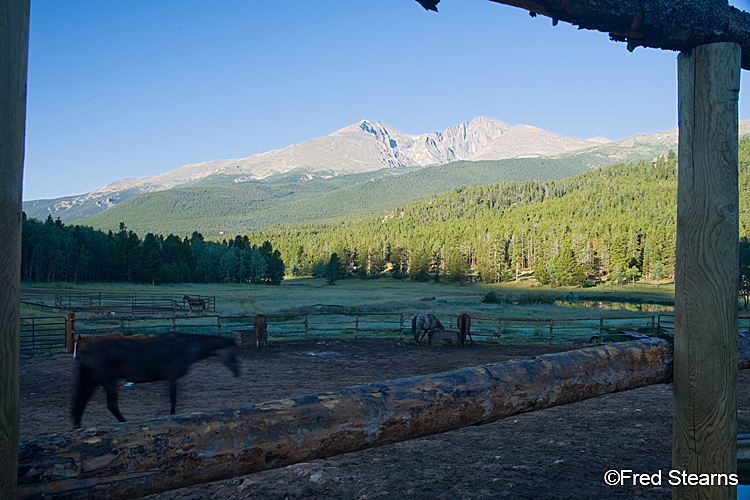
[411,313,446,345]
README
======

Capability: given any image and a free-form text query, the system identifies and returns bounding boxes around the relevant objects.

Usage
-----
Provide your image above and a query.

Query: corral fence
[17,311,683,354]
[655,314,750,334]
[22,311,750,355]
[48,292,216,314]
[20,316,67,352]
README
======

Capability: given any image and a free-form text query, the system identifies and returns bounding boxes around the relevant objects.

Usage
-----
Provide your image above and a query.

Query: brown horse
[457,313,473,347]
[72,332,239,428]
[253,314,268,347]
[183,294,206,312]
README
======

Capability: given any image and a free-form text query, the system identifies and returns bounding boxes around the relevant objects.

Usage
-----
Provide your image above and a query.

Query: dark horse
[253,314,268,347]
[72,332,239,428]
[457,313,473,347]
[411,313,446,345]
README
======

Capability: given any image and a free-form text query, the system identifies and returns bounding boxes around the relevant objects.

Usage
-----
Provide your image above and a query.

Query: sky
[23,0,750,201]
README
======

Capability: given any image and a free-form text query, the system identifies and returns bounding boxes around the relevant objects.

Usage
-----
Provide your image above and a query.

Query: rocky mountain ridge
[24,117,607,219]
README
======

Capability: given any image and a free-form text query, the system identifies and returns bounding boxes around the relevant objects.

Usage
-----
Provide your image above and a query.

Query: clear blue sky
[23,0,750,201]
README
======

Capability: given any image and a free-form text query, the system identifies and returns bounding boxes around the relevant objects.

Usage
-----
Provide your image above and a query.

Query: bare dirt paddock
[19,338,750,500]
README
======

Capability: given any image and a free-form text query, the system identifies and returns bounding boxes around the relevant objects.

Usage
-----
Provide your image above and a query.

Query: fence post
[599,317,604,340]
[65,313,75,353]
[549,320,553,345]
[304,314,308,339]
[172,317,176,332]
[217,316,222,336]
[399,313,404,340]
[119,318,125,335]
[496,318,502,343]
[355,315,359,340]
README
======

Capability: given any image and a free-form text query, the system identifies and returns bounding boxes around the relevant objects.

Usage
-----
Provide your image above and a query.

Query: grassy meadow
[21,277,677,320]
[19,278,685,347]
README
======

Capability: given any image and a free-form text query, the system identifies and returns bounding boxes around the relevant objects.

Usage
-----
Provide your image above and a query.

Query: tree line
[21,218,285,285]
[22,137,750,292]
[251,151,682,286]
[249,138,750,289]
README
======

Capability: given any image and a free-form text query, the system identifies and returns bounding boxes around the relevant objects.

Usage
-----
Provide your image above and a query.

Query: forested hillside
[22,138,750,287]
[258,136,745,286]
[253,150,682,285]
[76,154,602,237]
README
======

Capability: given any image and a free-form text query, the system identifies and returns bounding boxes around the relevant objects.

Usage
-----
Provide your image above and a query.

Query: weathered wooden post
[0,1,29,498]
[548,319,553,344]
[674,42,740,500]
[65,313,76,353]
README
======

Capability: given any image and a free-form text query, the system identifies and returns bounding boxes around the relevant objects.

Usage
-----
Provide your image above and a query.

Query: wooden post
[304,314,308,339]
[217,316,222,336]
[65,313,76,353]
[674,42,740,500]
[399,313,404,340]
[0,1,29,498]
[355,315,359,339]
[548,320,553,345]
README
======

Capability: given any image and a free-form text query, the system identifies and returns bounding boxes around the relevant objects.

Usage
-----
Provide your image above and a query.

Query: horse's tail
[412,315,420,344]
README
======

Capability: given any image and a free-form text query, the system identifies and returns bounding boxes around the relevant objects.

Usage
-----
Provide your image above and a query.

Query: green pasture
[18,278,684,349]
[21,277,676,320]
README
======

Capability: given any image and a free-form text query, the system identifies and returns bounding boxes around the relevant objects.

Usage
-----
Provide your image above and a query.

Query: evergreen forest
[21,220,285,285]
[21,137,750,295]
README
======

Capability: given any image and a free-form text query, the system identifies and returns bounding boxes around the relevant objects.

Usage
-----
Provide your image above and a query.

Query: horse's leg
[102,380,126,422]
[420,329,429,343]
[72,366,98,428]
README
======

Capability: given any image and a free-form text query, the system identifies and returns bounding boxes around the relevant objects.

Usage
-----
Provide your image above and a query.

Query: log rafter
[417,0,750,71]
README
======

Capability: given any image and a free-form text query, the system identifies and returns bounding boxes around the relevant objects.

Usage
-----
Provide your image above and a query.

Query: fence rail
[50,292,216,314]
[19,310,686,354]
[20,317,67,351]
[28,311,750,355]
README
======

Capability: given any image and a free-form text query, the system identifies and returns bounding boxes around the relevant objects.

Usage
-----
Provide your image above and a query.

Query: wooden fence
[51,292,216,314]
[16,311,690,354]
[21,310,750,355]
[19,317,67,351]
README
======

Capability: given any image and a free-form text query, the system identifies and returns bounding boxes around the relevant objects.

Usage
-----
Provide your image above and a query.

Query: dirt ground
[19,338,750,499]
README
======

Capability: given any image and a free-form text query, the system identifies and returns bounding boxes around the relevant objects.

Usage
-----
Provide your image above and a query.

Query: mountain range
[22,117,750,237]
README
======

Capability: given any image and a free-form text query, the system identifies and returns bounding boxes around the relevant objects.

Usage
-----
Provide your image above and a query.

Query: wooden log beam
[0,1,29,500]
[674,42,741,500]
[17,339,673,499]
[416,0,750,71]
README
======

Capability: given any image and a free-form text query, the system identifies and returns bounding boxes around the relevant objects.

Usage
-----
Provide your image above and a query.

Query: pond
[554,299,674,313]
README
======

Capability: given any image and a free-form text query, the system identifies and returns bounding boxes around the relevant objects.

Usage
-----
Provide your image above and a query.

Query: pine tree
[326,253,341,285]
